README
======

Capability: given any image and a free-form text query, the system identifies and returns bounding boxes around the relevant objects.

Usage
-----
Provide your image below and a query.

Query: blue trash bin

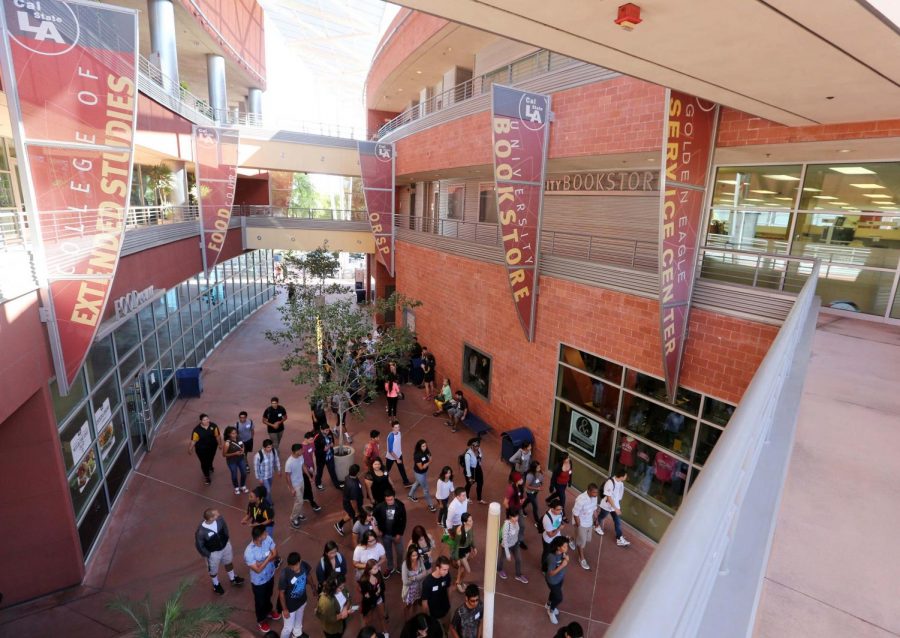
[501,427,534,463]
[175,367,203,398]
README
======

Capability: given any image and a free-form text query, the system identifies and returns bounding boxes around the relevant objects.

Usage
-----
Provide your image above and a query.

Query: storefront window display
[551,343,735,542]
[462,344,492,400]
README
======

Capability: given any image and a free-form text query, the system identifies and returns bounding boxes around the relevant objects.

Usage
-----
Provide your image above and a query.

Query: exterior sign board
[545,170,659,194]
[658,90,719,401]
[0,0,139,393]
[358,141,396,276]
[193,125,240,273]
[490,84,552,342]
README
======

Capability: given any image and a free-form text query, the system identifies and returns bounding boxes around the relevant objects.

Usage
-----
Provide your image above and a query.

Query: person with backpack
[315,541,348,591]
[597,469,631,547]
[254,439,281,503]
[314,425,343,491]
[385,420,413,486]
[540,498,565,573]
[334,464,364,537]
[462,439,485,504]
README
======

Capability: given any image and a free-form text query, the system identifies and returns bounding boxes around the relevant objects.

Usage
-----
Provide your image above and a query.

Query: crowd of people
[188,351,631,637]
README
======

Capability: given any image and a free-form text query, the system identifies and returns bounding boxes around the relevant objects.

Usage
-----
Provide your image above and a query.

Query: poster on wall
[357,141,395,276]
[657,90,718,402]
[0,0,139,394]
[193,125,240,273]
[491,85,552,342]
[568,409,600,457]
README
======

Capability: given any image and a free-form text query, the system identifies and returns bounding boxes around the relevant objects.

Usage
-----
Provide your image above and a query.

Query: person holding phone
[315,575,356,638]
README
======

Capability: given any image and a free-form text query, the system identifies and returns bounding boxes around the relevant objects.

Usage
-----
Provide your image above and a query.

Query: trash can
[501,427,534,463]
[175,367,203,398]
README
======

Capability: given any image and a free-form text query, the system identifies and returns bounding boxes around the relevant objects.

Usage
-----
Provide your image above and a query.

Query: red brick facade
[394,241,776,447]
[716,107,900,147]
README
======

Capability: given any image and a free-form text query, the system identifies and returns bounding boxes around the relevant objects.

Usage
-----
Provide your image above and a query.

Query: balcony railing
[241,207,368,222]
[375,49,581,139]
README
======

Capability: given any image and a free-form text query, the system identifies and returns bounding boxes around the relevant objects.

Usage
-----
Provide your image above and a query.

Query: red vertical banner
[658,90,719,401]
[491,85,551,342]
[357,141,395,276]
[0,0,138,393]
[193,126,239,273]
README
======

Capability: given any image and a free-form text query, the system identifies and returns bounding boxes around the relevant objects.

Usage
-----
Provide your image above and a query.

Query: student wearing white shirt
[571,484,602,570]
[445,487,468,531]
[435,466,455,529]
[352,530,387,579]
[597,470,631,547]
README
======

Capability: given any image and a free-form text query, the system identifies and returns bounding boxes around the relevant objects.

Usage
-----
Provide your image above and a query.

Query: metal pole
[483,502,501,638]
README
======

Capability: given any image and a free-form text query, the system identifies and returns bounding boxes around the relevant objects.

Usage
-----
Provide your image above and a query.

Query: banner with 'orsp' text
[358,141,395,276]
[658,90,719,401]
[0,0,138,394]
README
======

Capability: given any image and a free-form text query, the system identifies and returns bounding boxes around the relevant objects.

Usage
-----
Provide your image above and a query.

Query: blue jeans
[227,459,246,488]
[260,476,274,505]
[408,471,434,507]
[597,509,623,538]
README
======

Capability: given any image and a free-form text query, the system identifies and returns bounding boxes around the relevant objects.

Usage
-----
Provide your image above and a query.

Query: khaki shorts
[207,541,234,574]
[575,525,593,548]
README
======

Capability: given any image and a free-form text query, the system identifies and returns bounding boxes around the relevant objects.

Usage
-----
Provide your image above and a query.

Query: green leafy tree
[108,578,239,638]
[283,243,342,291]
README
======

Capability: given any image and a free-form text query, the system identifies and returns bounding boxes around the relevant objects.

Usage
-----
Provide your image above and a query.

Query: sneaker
[231,576,245,586]
[568,539,576,551]
[317,484,325,491]
[478,500,487,505]
[334,522,345,536]
[515,575,529,584]
[291,518,301,529]
[617,537,631,547]
[402,482,413,487]
[212,583,225,595]
[241,486,249,494]
[204,478,211,486]
[408,495,419,502]
[312,504,322,512]
[451,428,458,433]
[384,570,392,580]
[257,622,271,633]
[497,570,507,580]
[547,607,558,624]
[580,559,590,570]
[234,487,241,495]
[594,525,604,536]
[444,421,452,428]
[297,514,306,520]
[428,506,437,513]
[269,609,281,620]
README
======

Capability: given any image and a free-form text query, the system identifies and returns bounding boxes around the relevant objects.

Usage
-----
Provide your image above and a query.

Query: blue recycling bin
[175,367,203,398]
[501,427,534,463]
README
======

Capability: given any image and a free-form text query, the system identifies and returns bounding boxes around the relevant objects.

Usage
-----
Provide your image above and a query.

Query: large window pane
[791,212,899,269]
[85,336,115,386]
[77,488,109,556]
[620,393,696,459]
[557,365,620,423]
[90,373,120,419]
[695,423,724,466]
[814,266,897,315]
[613,432,687,514]
[799,162,900,212]
[559,345,623,384]
[703,398,735,427]
[552,401,614,472]
[707,208,792,254]
[60,406,92,472]
[51,373,86,423]
[156,321,172,353]
[624,370,700,413]
[113,315,140,357]
[713,165,801,209]
[138,305,155,339]
[97,407,126,466]
[104,445,132,504]
[478,183,497,223]
[68,445,101,518]
[143,332,159,366]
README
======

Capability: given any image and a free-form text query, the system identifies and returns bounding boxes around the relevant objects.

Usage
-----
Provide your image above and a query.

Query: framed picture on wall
[462,344,492,400]
[568,409,600,457]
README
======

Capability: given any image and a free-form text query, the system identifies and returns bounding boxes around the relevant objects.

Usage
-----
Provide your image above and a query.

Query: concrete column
[483,502,501,638]
[247,88,263,117]
[206,54,228,123]
[169,161,188,208]
[147,0,180,94]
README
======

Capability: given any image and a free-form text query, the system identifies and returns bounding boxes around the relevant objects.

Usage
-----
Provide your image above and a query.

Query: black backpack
[458,452,467,470]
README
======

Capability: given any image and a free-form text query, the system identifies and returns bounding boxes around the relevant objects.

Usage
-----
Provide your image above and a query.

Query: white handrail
[606,264,820,638]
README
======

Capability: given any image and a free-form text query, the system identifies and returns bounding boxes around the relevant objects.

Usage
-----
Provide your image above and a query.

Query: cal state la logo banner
[358,141,395,276]
[658,90,718,401]
[193,125,239,272]
[0,0,138,394]
[491,85,551,342]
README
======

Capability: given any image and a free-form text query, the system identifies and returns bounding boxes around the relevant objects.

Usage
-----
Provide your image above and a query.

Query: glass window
[695,423,724,466]
[712,165,801,209]
[172,338,185,365]
[119,348,142,379]
[146,364,163,396]
[51,372,86,423]
[557,365,619,423]
[791,212,899,269]
[164,377,177,405]
[447,184,465,220]
[90,373,120,418]
[97,407,126,466]
[624,370,700,413]
[814,266,897,316]
[77,488,109,556]
[462,344,491,400]
[156,321,172,353]
[160,349,174,380]
[168,312,182,339]
[164,288,179,313]
[152,296,168,324]
[104,445,132,504]
[613,432,687,513]
[478,183,497,223]
[151,392,165,426]
[619,393,696,459]
[799,162,900,212]
[60,406,92,471]
[85,336,115,386]
[68,445,101,518]
[137,305,155,339]
[702,398,735,427]
[0,173,15,207]
[143,333,159,366]
[552,401,614,471]
[113,315,140,357]
[559,346,623,384]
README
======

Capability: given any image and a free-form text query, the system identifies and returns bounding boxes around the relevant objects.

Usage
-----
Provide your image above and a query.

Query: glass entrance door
[123,372,151,461]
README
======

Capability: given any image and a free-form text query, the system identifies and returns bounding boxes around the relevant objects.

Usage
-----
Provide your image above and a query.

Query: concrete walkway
[0,293,651,637]
[754,316,900,638]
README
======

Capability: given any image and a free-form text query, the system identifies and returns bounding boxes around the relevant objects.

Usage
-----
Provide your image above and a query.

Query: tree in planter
[282,242,343,292]
[144,163,174,222]
[266,283,421,458]
[108,578,239,638]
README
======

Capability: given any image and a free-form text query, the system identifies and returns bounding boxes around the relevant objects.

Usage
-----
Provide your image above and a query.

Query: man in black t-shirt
[421,556,452,627]
[278,551,311,638]
[262,397,287,452]
[447,391,469,433]
[188,413,221,485]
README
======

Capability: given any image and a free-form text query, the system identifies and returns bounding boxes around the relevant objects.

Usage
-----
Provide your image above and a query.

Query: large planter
[333,446,356,482]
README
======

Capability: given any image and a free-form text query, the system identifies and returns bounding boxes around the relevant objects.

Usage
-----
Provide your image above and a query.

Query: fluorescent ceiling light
[850,183,885,189]
[750,190,776,194]
[863,194,891,198]
[812,195,838,200]
[831,202,849,205]
[744,198,764,202]
[803,187,821,192]
[829,166,876,175]
[717,179,737,185]
[775,197,794,201]
[764,174,800,181]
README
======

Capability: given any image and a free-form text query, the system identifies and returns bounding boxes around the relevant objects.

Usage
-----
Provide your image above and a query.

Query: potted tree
[267,247,421,481]
[108,578,243,637]
[144,163,174,222]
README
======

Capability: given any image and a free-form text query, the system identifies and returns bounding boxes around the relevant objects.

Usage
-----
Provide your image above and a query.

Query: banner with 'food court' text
[193,125,240,273]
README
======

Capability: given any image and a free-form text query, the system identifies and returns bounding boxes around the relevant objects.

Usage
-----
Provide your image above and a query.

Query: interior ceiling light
[744,198,764,202]
[830,166,876,174]
[838,148,851,153]
[803,187,821,192]
[763,174,801,181]
[832,202,849,205]
[416,70,422,74]
[750,190,776,194]
[863,194,891,198]
[812,195,838,199]
[775,197,794,201]
[717,179,738,185]
[850,183,885,189]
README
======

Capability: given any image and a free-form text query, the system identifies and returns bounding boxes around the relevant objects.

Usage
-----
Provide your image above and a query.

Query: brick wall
[367,109,401,137]
[717,107,900,147]
[395,241,776,446]
[395,76,666,175]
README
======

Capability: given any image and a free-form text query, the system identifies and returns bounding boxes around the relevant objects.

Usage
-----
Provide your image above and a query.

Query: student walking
[300,431,323,512]
[254,439,282,502]
[496,509,528,583]
[523,460,545,525]
[449,584,483,638]
[462,438,485,504]
[358,559,388,637]
[278,551,312,638]
[364,430,382,472]
[385,375,402,418]
[509,441,533,474]
[385,421,412,486]
[316,575,356,638]
[263,397,288,453]
[334,464,364,537]
[550,455,574,514]
[544,536,570,625]
[373,489,407,575]
[314,425,343,490]
[284,443,308,529]
[450,513,476,593]
[222,426,248,494]
[244,525,281,633]
[446,487,468,531]
[502,471,528,549]
[420,557,452,630]
[315,541,348,591]
[242,486,276,538]
[408,440,436,512]
[235,410,255,470]
[572,483,602,569]
[435,467,455,529]
[401,545,427,618]
[541,499,565,572]
[188,414,221,485]
[193,508,245,595]
[597,469,631,547]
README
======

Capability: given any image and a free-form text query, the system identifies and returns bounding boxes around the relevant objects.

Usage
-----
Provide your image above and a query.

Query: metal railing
[376,49,580,138]
[241,207,368,222]
[698,247,817,292]
[607,265,820,638]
